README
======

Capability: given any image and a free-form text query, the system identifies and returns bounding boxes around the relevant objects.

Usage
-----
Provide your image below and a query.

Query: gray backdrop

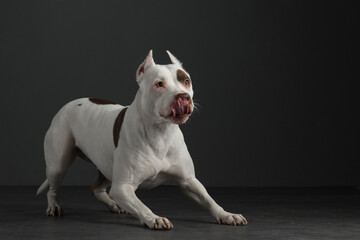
[0,1,357,187]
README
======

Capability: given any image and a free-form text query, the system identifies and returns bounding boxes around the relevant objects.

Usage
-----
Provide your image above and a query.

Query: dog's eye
[184,79,190,86]
[155,81,164,88]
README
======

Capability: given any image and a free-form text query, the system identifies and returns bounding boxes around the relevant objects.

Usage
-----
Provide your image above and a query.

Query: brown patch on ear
[89,98,118,105]
[176,69,191,87]
[113,107,128,148]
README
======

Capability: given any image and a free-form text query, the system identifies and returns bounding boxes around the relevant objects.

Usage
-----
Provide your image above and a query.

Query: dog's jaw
[159,105,194,125]
[167,113,191,124]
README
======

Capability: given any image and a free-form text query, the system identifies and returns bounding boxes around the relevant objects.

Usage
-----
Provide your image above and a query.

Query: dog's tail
[36,179,49,196]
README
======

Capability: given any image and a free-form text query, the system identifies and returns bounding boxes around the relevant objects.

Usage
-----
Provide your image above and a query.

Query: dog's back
[44,98,126,182]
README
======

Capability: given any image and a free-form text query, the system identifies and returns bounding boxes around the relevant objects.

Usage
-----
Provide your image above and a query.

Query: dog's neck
[127,90,178,156]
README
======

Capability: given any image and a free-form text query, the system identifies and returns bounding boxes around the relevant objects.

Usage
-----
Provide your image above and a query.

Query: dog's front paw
[217,212,247,226]
[145,217,174,230]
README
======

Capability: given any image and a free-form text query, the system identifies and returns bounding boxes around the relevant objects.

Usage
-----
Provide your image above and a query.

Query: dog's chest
[137,155,173,189]
[138,172,169,189]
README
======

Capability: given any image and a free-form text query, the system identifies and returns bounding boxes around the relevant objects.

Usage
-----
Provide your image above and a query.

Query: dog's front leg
[179,178,247,226]
[109,184,173,230]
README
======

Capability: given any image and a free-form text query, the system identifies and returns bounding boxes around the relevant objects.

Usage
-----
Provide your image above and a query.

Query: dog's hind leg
[43,116,76,216]
[91,171,126,214]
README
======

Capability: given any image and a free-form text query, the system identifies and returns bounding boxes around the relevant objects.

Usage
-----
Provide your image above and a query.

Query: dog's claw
[120,210,129,214]
[46,205,63,217]
[109,203,120,213]
[109,203,128,214]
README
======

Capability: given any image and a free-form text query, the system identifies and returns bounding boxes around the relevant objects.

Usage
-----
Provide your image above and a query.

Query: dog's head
[136,50,194,125]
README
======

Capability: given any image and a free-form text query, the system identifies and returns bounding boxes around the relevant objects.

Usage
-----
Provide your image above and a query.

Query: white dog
[37,50,247,229]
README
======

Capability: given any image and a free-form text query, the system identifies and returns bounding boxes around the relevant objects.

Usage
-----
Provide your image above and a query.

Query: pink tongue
[170,98,190,117]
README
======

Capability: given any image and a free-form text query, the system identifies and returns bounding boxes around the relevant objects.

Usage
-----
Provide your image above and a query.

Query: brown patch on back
[113,107,128,148]
[89,98,118,105]
[176,69,191,87]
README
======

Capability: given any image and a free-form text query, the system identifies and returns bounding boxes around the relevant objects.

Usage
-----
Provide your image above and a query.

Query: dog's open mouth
[167,98,193,124]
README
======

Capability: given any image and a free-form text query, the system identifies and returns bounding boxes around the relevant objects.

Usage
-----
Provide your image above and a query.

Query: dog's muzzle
[168,93,193,124]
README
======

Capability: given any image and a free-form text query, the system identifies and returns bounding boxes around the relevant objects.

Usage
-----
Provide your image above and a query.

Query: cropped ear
[166,50,182,66]
[136,50,155,82]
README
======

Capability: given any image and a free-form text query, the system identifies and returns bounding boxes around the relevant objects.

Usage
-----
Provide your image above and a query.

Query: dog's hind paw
[46,204,63,216]
[108,203,128,214]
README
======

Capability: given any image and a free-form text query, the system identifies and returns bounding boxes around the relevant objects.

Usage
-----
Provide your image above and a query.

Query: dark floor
[1,186,359,240]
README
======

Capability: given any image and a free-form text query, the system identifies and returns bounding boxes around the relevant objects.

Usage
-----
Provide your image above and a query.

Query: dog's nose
[175,93,191,101]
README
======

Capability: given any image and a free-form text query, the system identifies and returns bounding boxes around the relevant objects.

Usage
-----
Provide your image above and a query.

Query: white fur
[38,50,247,229]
